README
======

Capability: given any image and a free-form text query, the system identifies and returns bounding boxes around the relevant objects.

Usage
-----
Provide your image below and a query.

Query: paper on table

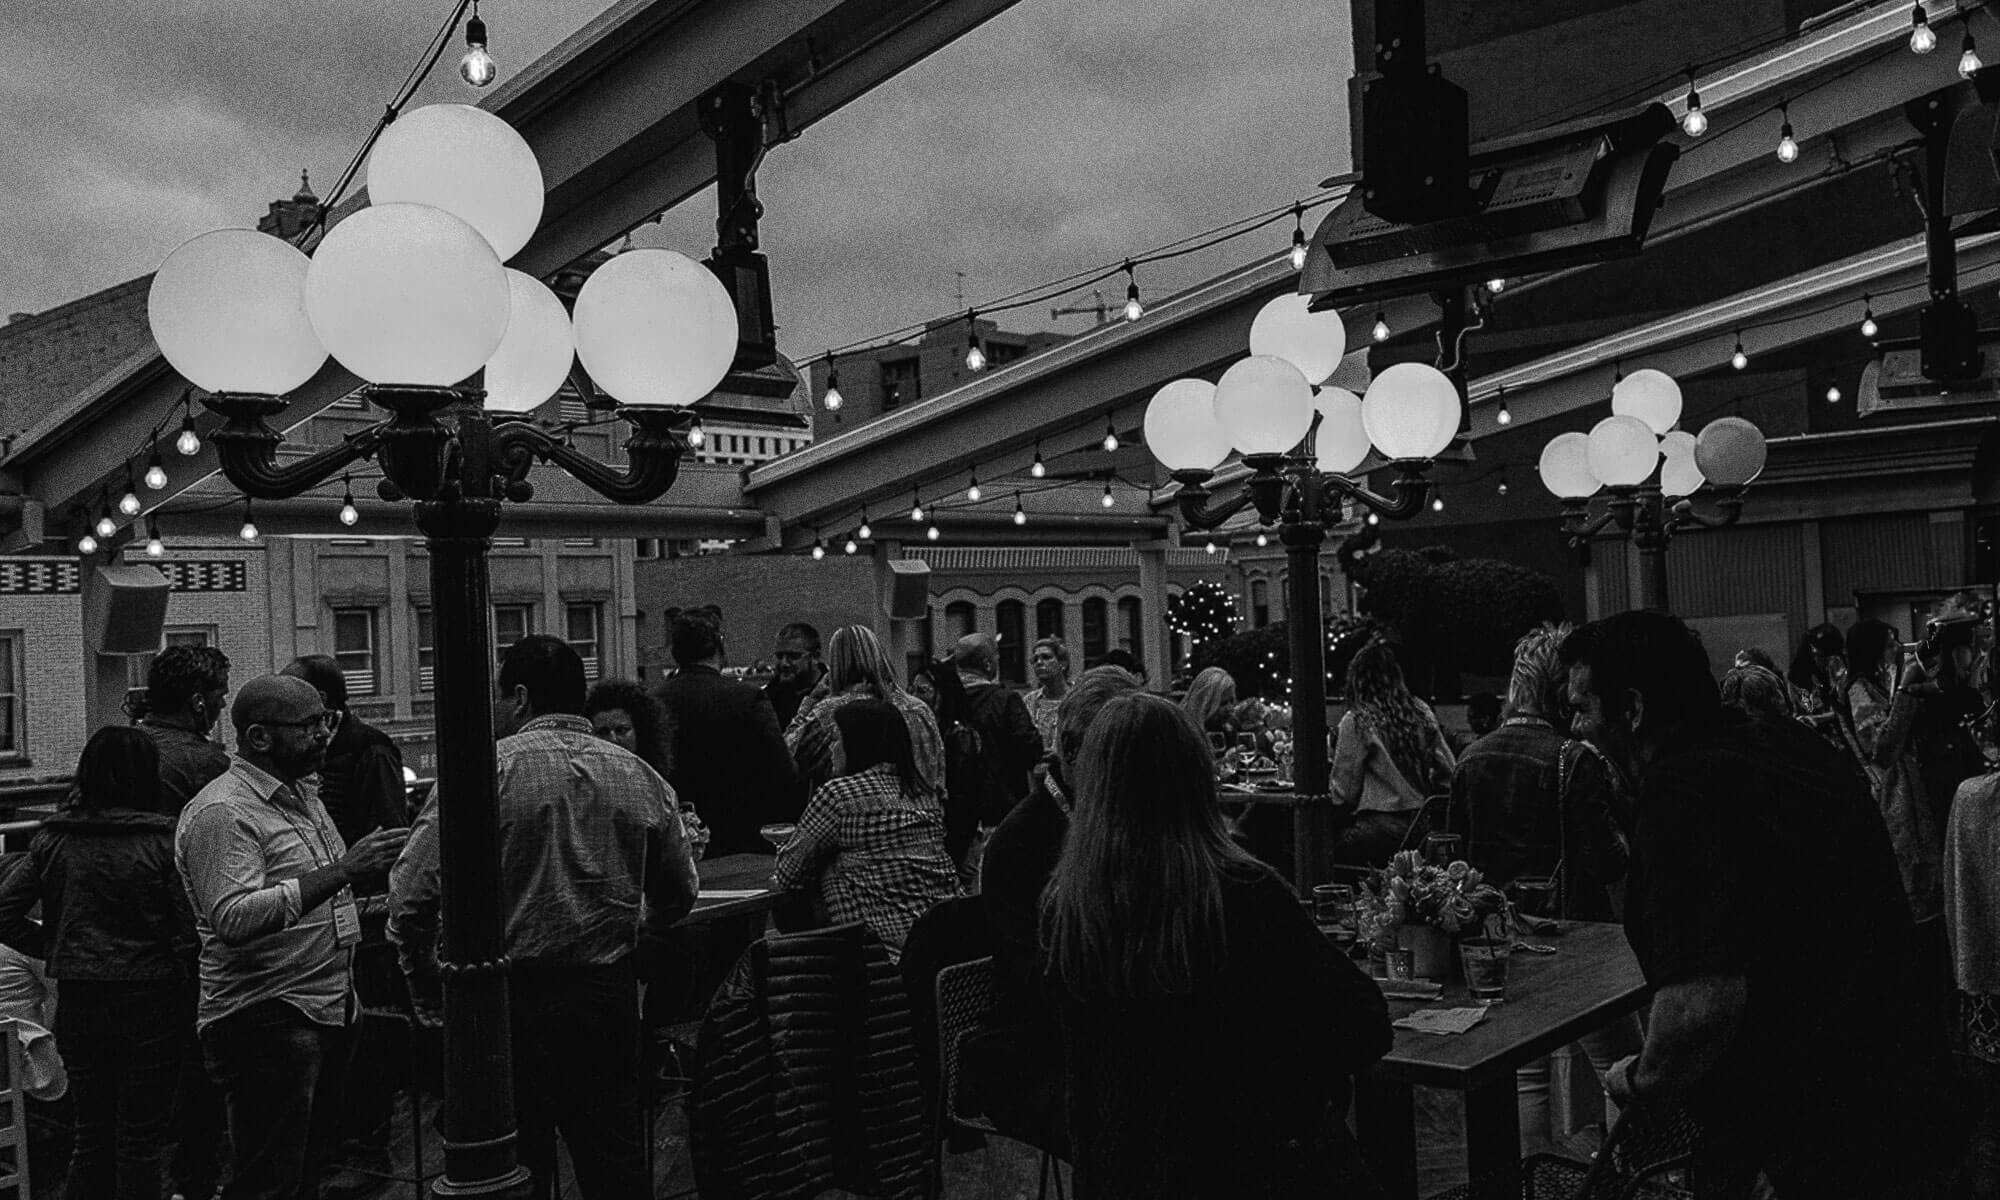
[1391,1006,1491,1035]
[698,888,769,899]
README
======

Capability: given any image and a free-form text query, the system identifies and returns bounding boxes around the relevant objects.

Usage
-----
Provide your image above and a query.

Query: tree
[1168,580,1238,647]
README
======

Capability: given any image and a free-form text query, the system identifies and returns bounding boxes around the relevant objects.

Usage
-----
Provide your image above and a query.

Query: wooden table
[1355,921,1648,1199]
[685,853,783,924]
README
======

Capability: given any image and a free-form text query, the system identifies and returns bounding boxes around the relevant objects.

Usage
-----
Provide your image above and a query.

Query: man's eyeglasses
[260,712,338,734]
[772,651,809,662]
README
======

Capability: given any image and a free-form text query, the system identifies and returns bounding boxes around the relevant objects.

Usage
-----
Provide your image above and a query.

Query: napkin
[1391,1006,1491,1036]
[698,888,768,899]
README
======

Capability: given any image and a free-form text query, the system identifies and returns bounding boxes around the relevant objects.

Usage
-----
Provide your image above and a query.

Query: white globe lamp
[149,229,327,394]
[1586,415,1660,488]
[1212,355,1314,456]
[1610,368,1683,435]
[1143,379,1232,472]
[366,104,545,262]
[1313,387,1371,475]
[572,249,737,408]
[1538,432,1600,499]
[305,203,511,386]
[1361,362,1459,460]
[483,270,575,413]
[1247,292,1347,386]
[1658,430,1705,498]
[1694,417,1767,486]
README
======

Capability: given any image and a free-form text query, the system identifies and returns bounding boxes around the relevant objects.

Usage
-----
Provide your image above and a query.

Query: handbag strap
[1550,740,1576,922]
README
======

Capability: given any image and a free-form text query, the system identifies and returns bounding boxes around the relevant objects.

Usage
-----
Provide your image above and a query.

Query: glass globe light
[366,103,544,261]
[119,490,142,517]
[1585,415,1660,487]
[1694,417,1767,486]
[1313,387,1371,475]
[1659,430,1705,498]
[1361,362,1459,460]
[1610,367,1683,435]
[1142,379,1231,472]
[1247,292,1346,386]
[77,533,98,556]
[149,229,327,395]
[483,270,575,412]
[144,460,168,490]
[572,249,738,407]
[1538,432,1601,499]
[305,203,510,386]
[1212,355,1314,456]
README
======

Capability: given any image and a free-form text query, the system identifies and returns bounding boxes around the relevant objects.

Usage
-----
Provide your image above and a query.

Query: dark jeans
[201,1000,349,1200]
[510,960,647,1200]
[170,987,228,1200]
[57,979,189,1200]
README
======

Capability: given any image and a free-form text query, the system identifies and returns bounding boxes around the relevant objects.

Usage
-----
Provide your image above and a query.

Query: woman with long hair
[786,625,946,797]
[773,700,960,957]
[1845,619,1944,925]
[1180,666,1237,742]
[1331,637,1456,864]
[1042,694,1389,1198]
[586,677,673,777]
[0,726,196,1199]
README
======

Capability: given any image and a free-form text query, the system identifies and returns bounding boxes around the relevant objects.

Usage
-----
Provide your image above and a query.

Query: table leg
[1353,1075,1418,1200]
[1464,1075,1522,1200]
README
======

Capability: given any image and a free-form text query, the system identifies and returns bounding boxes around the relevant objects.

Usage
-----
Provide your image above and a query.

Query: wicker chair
[1430,1103,1701,1200]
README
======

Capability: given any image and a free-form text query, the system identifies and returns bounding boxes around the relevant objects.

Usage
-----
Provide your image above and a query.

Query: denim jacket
[1446,720,1628,922]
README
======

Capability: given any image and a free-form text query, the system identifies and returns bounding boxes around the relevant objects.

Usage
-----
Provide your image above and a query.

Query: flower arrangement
[1360,850,1510,938]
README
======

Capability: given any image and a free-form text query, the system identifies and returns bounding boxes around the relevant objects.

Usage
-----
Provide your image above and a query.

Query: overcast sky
[2,0,1353,360]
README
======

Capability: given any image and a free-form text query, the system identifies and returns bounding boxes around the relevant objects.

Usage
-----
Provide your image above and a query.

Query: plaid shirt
[785,688,946,799]
[773,764,960,956]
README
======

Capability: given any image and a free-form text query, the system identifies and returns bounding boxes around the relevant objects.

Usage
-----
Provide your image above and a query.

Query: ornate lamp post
[1535,369,1768,613]
[146,104,734,1199]
[1145,293,1459,890]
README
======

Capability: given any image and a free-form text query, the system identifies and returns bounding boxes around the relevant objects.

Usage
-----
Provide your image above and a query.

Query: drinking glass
[1422,831,1462,867]
[1311,883,1357,949]
[758,822,798,852]
[1458,937,1513,1001]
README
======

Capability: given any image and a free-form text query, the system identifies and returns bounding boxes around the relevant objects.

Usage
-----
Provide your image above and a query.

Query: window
[1321,572,1336,620]
[333,609,380,698]
[566,603,602,682]
[996,601,1027,685]
[1251,579,1270,628]
[493,536,530,549]
[944,601,977,641]
[0,633,20,758]
[881,357,921,409]
[493,604,532,665]
[1118,596,1143,660]
[1035,599,1065,642]
[415,608,435,693]
[563,537,599,549]
[1081,598,1109,666]
[635,539,661,560]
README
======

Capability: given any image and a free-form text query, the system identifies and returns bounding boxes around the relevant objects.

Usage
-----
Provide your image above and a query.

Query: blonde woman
[786,625,945,800]
[1181,666,1238,745]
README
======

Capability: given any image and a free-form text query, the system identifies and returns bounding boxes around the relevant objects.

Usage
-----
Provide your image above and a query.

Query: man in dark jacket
[952,634,1044,830]
[655,608,801,857]
[281,655,409,844]
[761,622,826,731]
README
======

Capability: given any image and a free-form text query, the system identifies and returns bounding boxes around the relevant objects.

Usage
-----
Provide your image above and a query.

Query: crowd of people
[2,600,1997,1198]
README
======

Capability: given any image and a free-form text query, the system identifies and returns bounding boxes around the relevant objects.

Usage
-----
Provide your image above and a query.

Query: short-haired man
[279,655,407,844]
[390,635,698,1200]
[762,621,826,730]
[951,633,1045,830]
[654,608,800,856]
[140,645,234,818]
[1562,611,1954,1196]
[176,675,410,1200]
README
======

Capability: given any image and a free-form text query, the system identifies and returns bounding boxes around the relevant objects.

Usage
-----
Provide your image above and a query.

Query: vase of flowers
[1358,850,1511,981]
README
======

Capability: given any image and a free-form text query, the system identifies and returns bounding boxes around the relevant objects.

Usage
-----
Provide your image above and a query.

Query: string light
[459,2,498,87]
[94,494,116,540]
[1431,496,1445,513]
[1205,539,1217,554]
[964,311,986,373]
[145,516,164,558]
[1366,512,1380,526]
[1731,334,1749,370]
[1826,383,1842,404]
[1371,310,1391,342]
[844,536,859,554]
[339,474,360,527]
[910,489,926,523]
[1122,261,1144,322]
[1256,531,1269,547]
[1496,385,1512,426]
[77,532,98,556]
[1681,70,1708,136]
[926,522,941,542]
[176,403,201,456]
[1911,2,1937,55]
[858,511,873,540]
[1497,471,1509,496]
[1102,418,1120,453]
[1013,493,1027,526]
[966,471,982,503]
[811,530,826,560]
[1485,277,1506,294]
[1963,28,1984,77]
[1288,205,1308,271]
[1775,104,1798,164]
[1030,440,1047,478]
[1101,480,1116,508]
[687,417,706,448]
[1860,295,1879,338]
[144,442,168,490]
[118,465,142,517]
[238,499,258,542]
[822,354,843,411]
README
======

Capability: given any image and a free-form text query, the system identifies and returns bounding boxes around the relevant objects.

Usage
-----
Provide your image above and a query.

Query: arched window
[1250,578,1270,628]
[997,600,1027,684]
[945,601,977,642]
[1117,596,1143,661]
[1036,598,1065,641]
[1081,597,1109,665]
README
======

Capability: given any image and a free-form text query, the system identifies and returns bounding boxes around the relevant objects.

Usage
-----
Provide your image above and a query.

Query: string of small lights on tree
[1167,579,1238,645]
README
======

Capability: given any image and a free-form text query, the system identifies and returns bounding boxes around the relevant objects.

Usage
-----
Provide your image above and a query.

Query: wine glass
[758,822,798,853]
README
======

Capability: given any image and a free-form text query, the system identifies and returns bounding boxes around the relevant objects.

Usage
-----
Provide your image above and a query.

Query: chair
[933,957,1064,1200]
[1430,1103,1701,1200]
[0,1020,30,1200]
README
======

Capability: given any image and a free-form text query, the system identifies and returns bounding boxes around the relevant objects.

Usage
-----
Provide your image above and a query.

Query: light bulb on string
[1366,512,1380,527]
[1288,205,1308,271]
[1912,3,1937,54]
[1256,531,1269,547]
[926,522,940,542]
[823,355,844,411]
[844,537,859,555]
[176,408,201,456]
[77,532,98,556]
[687,418,706,449]
[1775,104,1798,164]
[145,517,164,558]
[238,500,258,542]
[1681,72,1708,136]
[338,475,359,527]
[811,531,826,560]
[1371,310,1390,342]
[1030,441,1047,478]
[1826,383,1842,404]
[1431,496,1445,513]
[1731,335,1748,370]
[144,442,168,490]
[1102,418,1119,453]
[94,496,116,539]
[966,471,982,503]
[910,490,926,523]
[1204,539,1217,555]
[1497,472,1510,496]
[964,311,986,373]
[1860,296,1879,338]
[1122,261,1144,322]
[1496,386,1512,426]
[1013,494,1027,526]
[1963,30,1984,77]
[858,511,873,540]
[119,466,141,517]
[1101,481,1116,508]
[1486,277,1506,294]
[459,5,498,87]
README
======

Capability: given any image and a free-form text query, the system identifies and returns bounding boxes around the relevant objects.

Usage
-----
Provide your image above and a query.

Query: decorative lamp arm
[1323,461,1432,522]
[202,393,386,500]
[1668,485,1747,531]
[490,408,689,506]
[1560,496,1617,548]
[1170,469,1257,530]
